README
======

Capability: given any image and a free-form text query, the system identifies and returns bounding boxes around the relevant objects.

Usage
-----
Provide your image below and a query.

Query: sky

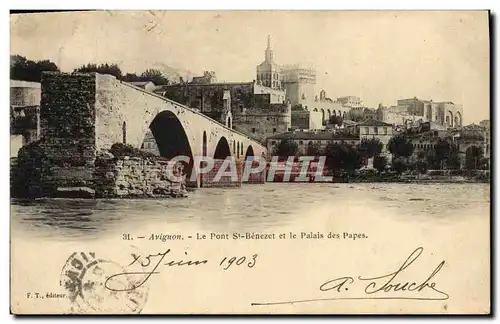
[10,10,490,123]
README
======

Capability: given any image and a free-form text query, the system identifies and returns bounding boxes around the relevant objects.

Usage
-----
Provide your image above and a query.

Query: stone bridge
[40,72,267,188]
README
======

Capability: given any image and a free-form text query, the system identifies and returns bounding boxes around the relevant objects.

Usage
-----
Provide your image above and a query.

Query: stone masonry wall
[39,72,97,195]
[94,155,184,198]
[233,104,291,143]
[158,82,255,114]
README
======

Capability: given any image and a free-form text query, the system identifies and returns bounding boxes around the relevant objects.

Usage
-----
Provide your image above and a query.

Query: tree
[424,138,461,170]
[74,63,123,79]
[425,150,439,169]
[10,55,60,82]
[273,139,299,160]
[324,142,362,173]
[373,154,388,173]
[122,72,143,83]
[329,115,343,126]
[324,142,343,170]
[479,157,490,170]
[342,145,363,174]
[415,160,428,174]
[306,141,321,157]
[447,151,461,170]
[388,134,414,158]
[122,69,170,85]
[358,138,383,159]
[465,146,484,170]
[140,69,170,85]
[434,138,452,163]
[392,157,408,175]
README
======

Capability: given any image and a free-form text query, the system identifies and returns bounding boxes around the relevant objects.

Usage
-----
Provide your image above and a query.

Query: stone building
[156,77,290,143]
[281,63,317,107]
[378,105,421,126]
[255,36,317,108]
[345,119,394,155]
[480,120,490,159]
[336,96,364,109]
[396,97,463,128]
[307,90,350,126]
[266,130,360,156]
[11,80,41,106]
[10,80,41,157]
[191,71,217,84]
[407,129,487,169]
[291,109,323,130]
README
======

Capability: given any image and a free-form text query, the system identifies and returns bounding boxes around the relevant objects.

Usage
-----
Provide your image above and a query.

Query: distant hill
[150,62,198,83]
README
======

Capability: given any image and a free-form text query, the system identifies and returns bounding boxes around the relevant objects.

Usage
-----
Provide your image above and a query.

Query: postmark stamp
[59,252,149,314]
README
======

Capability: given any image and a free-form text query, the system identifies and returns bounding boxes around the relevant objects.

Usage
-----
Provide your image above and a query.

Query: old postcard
[10,10,490,314]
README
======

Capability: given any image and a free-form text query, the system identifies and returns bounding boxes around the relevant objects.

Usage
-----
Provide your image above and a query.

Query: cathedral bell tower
[256,35,282,90]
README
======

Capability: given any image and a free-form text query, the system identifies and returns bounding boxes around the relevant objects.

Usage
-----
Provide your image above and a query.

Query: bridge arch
[214,136,231,160]
[150,110,193,160]
[245,145,255,161]
[202,131,207,156]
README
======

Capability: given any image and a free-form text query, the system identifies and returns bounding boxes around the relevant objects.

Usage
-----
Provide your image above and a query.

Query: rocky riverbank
[11,142,188,199]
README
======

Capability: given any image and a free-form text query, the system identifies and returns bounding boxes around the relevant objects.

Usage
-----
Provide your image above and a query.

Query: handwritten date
[104,249,257,292]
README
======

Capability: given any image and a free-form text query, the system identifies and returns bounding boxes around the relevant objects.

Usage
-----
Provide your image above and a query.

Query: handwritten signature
[252,247,449,306]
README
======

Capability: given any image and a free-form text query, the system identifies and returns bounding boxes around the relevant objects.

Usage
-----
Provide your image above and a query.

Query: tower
[256,36,282,90]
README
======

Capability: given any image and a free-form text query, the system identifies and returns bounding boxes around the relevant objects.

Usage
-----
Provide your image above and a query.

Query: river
[11,183,490,241]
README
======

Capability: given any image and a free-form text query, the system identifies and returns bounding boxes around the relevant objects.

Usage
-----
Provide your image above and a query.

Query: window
[374,127,378,135]
[273,128,277,133]
[382,127,387,135]
[364,127,369,135]
[252,127,256,133]
[240,105,244,113]
[299,141,303,145]
[271,141,276,145]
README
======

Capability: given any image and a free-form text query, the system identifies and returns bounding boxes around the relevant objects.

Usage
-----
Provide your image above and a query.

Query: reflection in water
[11,183,490,241]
